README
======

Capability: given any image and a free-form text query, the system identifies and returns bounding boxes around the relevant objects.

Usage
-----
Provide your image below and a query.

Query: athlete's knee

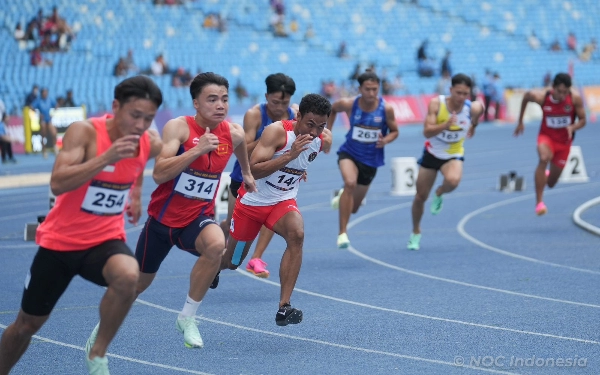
[284,227,304,247]
[444,176,461,189]
[14,312,46,336]
[342,179,357,191]
[414,190,429,203]
[109,268,139,297]
[547,178,559,188]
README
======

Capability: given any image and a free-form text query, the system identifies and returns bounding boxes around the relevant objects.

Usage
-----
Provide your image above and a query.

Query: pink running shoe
[535,202,548,216]
[246,258,270,278]
[545,169,550,177]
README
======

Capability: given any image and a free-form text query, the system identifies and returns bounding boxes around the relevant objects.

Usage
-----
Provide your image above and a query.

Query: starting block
[24,216,45,241]
[498,171,525,192]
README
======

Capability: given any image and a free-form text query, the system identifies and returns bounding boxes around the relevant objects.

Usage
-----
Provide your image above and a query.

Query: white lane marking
[572,196,600,236]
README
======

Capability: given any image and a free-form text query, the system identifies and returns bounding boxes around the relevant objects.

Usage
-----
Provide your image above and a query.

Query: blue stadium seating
[0,0,598,114]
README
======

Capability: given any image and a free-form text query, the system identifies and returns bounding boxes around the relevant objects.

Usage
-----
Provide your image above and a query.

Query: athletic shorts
[418,149,464,170]
[21,240,133,316]
[230,197,300,242]
[135,215,218,273]
[338,151,378,185]
[229,179,242,198]
[538,134,571,168]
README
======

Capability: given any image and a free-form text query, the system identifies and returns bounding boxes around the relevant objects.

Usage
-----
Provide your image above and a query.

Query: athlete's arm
[230,122,257,192]
[377,103,399,148]
[467,101,485,138]
[152,117,219,184]
[290,103,299,118]
[568,92,587,139]
[50,121,140,196]
[423,98,453,138]
[250,123,312,179]
[514,90,545,136]
[147,129,163,159]
[241,106,262,155]
[326,98,353,131]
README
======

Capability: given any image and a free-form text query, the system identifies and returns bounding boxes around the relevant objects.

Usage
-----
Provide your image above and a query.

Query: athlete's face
[449,83,471,107]
[265,92,292,120]
[194,84,229,124]
[295,112,327,140]
[359,80,380,104]
[552,84,570,102]
[112,98,158,136]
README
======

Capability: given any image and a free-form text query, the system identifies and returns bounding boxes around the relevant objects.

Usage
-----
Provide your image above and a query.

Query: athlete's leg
[435,159,463,197]
[188,224,225,303]
[271,210,304,307]
[250,226,275,260]
[411,167,437,234]
[535,142,553,205]
[220,181,239,238]
[351,185,370,213]
[90,253,139,360]
[0,312,49,374]
[338,158,359,235]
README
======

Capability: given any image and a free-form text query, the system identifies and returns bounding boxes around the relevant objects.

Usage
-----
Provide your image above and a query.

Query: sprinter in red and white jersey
[0,76,163,375]
[515,73,586,215]
[221,93,332,327]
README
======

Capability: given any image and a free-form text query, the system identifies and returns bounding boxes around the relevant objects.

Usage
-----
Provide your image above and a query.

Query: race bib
[174,169,219,200]
[352,125,379,143]
[81,180,131,216]
[266,167,304,191]
[437,130,462,143]
[546,116,571,129]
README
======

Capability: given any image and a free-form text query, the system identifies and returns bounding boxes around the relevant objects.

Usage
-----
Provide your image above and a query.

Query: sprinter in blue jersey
[328,71,398,248]
[221,73,298,278]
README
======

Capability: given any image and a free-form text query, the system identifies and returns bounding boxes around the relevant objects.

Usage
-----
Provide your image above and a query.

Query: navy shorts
[229,179,242,198]
[135,215,218,273]
[22,240,133,316]
[418,149,464,171]
[338,151,378,185]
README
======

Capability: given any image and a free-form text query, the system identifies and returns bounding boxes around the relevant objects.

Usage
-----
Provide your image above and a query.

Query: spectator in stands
[528,31,540,50]
[40,31,59,52]
[440,50,452,76]
[0,112,17,164]
[549,39,562,51]
[289,18,299,34]
[436,70,451,95]
[566,32,577,52]
[580,39,597,62]
[25,85,39,107]
[14,23,25,41]
[30,47,53,67]
[482,69,494,122]
[304,24,315,40]
[63,90,76,107]
[124,49,139,74]
[151,54,169,75]
[543,71,552,87]
[337,41,349,59]
[171,67,193,87]
[31,88,57,158]
[490,72,503,121]
[417,40,434,77]
[114,58,128,76]
[234,79,249,104]
[349,63,361,82]
[29,9,45,37]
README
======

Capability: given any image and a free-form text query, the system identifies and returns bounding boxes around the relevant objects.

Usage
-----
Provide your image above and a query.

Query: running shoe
[430,194,443,215]
[331,188,343,209]
[337,233,350,249]
[407,233,421,251]
[176,316,204,348]
[535,202,547,216]
[210,271,220,289]
[275,304,303,326]
[246,258,270,278]
[85,323,109,375]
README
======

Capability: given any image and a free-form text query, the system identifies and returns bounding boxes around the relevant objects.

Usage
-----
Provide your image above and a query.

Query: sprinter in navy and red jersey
[515,73,586,215]
[327,71,398,249]
[221,73,298,279]
[131,72,255,349]
[0,76,163,375]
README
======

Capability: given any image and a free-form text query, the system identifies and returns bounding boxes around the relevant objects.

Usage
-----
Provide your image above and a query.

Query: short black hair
[114,75,163,108]
[553,73,572,88]
[265,73,296,99]
[190,72,229,100]
[357,71,380,85]
[298,94,331,117]
[451,73,472,88]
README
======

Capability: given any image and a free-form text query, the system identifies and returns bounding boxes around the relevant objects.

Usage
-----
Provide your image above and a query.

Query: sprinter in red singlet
[0,76,163,375]
[99,72,255,350]
[514,73,586,215]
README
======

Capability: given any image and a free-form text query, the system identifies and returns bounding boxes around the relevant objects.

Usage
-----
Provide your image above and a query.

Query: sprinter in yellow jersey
[407,74,484,250]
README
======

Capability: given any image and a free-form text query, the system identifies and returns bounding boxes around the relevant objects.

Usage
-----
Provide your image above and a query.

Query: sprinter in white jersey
[407,74,484,250]
[221,94,332,326]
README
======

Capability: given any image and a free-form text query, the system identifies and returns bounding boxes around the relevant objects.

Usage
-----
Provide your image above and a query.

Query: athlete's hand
[194,126,220,154]
[242,173,257,193]
[514,122,525,137]
[376,132,386,148]
[300,171,308,182]
[445,112,457,129]
[567,125,575,140]
[105,135,140,164]
[126,197,142,225]
[467,125,476,138]
[289,134,312,159]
